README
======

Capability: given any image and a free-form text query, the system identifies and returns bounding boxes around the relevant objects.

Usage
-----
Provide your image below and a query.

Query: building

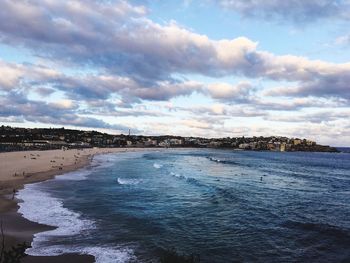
[280,143,286,152]
[239,143,250,149]
[293,139,302,145]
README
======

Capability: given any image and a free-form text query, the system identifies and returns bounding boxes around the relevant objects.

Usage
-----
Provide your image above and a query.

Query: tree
[0,221,30,263]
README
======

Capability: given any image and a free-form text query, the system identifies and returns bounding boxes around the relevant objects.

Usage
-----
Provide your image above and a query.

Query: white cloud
[335,34,350,45]
[206,81,253,102]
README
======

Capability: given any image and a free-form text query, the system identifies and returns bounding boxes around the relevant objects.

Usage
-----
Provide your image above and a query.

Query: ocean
[17,149,350,262]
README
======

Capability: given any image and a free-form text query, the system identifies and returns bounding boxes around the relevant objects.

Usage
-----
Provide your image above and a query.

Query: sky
[0,0,350,146]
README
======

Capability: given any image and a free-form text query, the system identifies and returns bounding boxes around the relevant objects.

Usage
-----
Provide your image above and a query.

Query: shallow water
[18,149,350,262]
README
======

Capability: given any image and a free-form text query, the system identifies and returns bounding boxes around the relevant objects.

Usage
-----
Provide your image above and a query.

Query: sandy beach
[0,147,152,262]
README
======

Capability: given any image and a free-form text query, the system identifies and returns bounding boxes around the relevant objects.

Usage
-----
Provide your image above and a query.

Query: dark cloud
[266,72,350,101]
[0,0,350,138]
[78,102,169,117]
[217,0,350,23]
[0,116,24,123]
[1,1,349,90]
[175,104,267,118]
[250,97,347,111]
[35,87,56,97]
[0,91,130,132]
[0,1,349,104]
[1,58,349,122]
[265,111,350,124]
[0,60,60,91]
[0,61,202,104]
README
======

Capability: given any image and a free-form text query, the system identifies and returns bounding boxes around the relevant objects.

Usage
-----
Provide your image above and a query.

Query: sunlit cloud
[0,0,349,145]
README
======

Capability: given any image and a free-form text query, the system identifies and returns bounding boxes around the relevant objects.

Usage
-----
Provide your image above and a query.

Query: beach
[1,148,349,262]
[0,147,148,262]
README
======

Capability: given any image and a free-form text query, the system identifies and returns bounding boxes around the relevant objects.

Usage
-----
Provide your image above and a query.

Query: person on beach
[12,188,16,200]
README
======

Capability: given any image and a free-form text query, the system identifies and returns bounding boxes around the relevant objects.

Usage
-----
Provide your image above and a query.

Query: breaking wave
[153,163,163,169]
[17,171,136,263]
[116,178,141,185]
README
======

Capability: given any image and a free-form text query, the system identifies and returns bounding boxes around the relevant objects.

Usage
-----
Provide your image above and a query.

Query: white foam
[91,153,119,169]
[209,157,221,163]
[55,154,112,181]
[83,246,136,263]
[54,169,92,181]
[170,172,186,179]
[25,244,136,263]
[17,152,139,263]
[153,163,163,169]
[117,178,141,185]
[17,183,95,238]
[17,182,136,263]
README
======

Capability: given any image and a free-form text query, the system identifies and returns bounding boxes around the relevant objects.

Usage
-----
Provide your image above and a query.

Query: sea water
[17,149,350,262]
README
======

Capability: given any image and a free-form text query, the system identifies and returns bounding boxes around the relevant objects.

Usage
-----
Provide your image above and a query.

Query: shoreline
[0,147,346,262]
[0,147,162,262]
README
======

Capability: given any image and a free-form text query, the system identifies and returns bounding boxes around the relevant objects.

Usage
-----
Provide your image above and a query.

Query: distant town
[0,125,338,153]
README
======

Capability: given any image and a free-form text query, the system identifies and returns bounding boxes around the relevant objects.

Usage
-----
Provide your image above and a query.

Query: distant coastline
[0,125,339,153]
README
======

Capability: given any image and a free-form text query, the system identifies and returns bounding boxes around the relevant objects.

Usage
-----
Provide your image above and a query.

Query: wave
[17,183,135,263]
[207,156,238,165]
[26,244,136,263]
[186,177,202,186]
[55,155,106,181]
[54,169,92,181]
[168,169,240,203]
[92,154,120,169]
[83,246,135,263]
[153,163,163,169]
[18,183,95,237]
[116,178,141,185]
[170,172,186,179]
[208,157,222,163]
[169,171,207,189]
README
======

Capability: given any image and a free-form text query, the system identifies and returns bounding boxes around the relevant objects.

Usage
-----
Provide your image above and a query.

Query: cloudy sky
[0,0,350,146]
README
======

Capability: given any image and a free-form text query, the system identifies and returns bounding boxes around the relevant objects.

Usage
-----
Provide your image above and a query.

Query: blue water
[18,149,350,262]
